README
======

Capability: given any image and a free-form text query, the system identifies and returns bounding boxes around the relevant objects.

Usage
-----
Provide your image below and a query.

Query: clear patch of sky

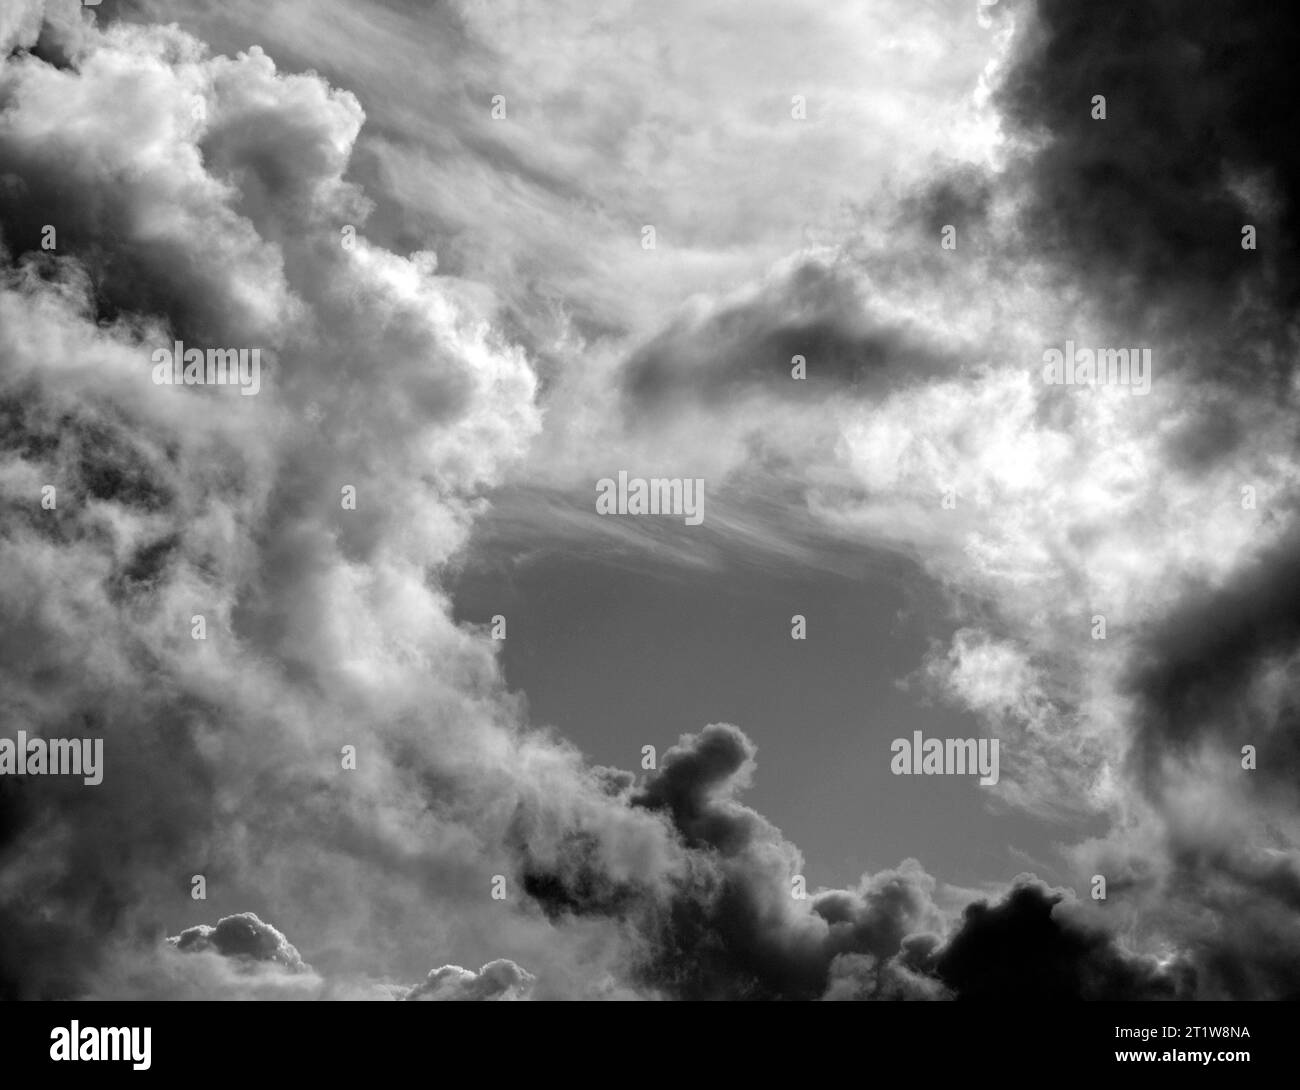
[449,523,1086,893]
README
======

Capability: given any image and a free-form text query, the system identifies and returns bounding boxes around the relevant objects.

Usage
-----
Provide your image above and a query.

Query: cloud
[511,724,950,1000]
[3,0,1299,1003]
[406,958,535,1001]
[0,3,553,998]
[169,912,309,973]
[932,878,1193,1000]
[0,0,42,55]
[618,260,956,414]
[992,0,1300,379]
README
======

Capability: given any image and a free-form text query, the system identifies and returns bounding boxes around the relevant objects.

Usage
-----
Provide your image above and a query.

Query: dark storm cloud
[1115,521,1300,999]
[517,727,1197,1000]
[994,0,1300,390]
[515,724,950,999]
[626,726,947,999]
[1163,846,1300,1000]
[1125,523,1300,792]
[932,878,1193,1000]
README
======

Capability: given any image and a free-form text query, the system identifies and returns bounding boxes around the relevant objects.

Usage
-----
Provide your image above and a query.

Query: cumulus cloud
[406,959,535,1001]
[511,724,949,1000]
[0,1,554,999]
[932,878,1193,1000]
[169,912,309,972]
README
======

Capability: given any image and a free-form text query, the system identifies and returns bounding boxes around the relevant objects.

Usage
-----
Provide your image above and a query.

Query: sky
[1,0,1299,1000]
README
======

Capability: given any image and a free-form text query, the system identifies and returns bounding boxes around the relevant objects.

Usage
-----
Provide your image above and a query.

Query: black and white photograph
[0,0,1295,1072]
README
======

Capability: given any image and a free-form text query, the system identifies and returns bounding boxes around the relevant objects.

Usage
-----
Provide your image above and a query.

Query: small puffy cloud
[405,958,536,1001]
[168,912,309,973]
